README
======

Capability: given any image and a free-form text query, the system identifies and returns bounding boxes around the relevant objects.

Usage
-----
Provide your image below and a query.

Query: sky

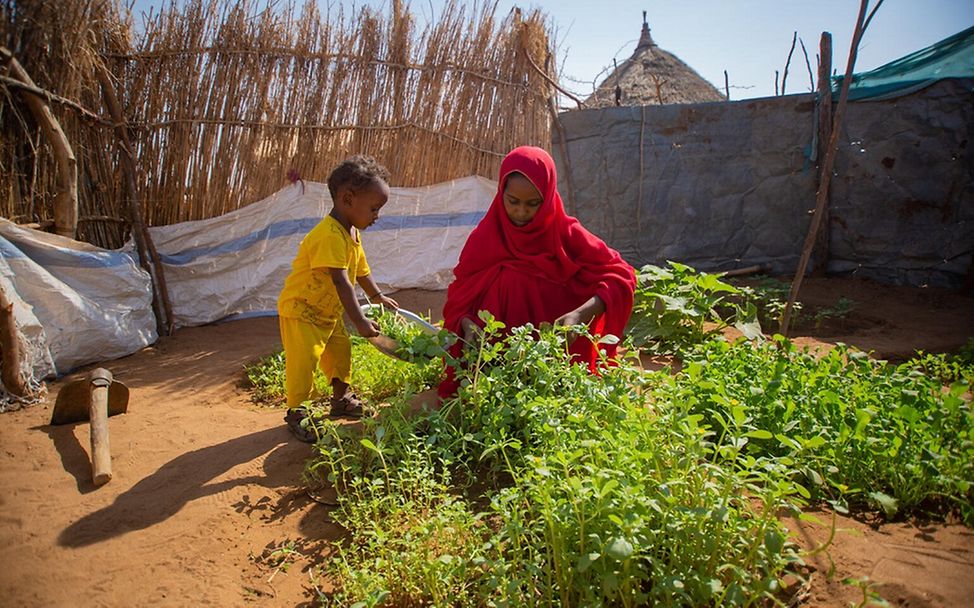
[130,0,974,102]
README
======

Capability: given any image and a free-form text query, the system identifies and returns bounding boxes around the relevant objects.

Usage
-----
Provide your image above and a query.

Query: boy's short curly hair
[327,155,391,199]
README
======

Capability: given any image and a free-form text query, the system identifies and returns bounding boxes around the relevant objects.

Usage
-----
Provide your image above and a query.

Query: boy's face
[340,179,389,230]
[502,172,543,227]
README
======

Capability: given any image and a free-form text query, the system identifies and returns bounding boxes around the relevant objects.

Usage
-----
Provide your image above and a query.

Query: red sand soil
[1,278,972,607]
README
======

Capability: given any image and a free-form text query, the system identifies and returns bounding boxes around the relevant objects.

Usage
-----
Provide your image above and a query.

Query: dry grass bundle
[2,0,556,247]
[1,0,133,246]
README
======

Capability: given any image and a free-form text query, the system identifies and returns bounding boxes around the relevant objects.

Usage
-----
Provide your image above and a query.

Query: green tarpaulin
[835,25,974,101]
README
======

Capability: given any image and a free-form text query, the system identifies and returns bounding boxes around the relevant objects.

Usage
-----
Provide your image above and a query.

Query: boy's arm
[329,267,380,337]
[357,274,399,309]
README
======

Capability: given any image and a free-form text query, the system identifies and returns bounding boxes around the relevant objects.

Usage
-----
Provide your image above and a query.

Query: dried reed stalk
[2,0,555,246]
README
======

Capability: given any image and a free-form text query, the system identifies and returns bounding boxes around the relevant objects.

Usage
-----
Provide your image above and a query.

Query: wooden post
[95,63,175,335]
[780,0,883,335]
[812,32,833,277]
[88,368,114,486]
[0,285,30,399]
[724,70,730,100]
[2,47,78,239]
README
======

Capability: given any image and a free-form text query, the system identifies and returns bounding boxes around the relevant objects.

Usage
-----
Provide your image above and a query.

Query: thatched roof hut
[586,12,725,108]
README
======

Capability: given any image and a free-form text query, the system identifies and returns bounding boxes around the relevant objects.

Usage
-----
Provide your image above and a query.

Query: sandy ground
[1,279,972,607]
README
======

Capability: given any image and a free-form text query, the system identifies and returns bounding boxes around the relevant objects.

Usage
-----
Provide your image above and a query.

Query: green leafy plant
[813,297,856,328]
[733,275,798,332]
[250,539,302,584]
[628,261,759,355]
[733,276,857,333]
[907,350,974,386]
[308,316,805,606]
[667,337,974,523]
[364,305,453,364]
[843,576,890,608]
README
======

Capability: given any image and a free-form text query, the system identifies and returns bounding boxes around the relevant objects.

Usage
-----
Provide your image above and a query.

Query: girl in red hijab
[439,146,636,397]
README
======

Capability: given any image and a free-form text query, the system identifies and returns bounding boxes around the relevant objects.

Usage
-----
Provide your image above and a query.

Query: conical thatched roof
[586,12,725,108]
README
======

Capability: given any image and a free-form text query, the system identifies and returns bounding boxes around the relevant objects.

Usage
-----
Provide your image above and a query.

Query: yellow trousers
[279,316,351,408]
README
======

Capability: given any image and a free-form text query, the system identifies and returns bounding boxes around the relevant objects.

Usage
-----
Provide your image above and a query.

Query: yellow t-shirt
[277,215,372,326]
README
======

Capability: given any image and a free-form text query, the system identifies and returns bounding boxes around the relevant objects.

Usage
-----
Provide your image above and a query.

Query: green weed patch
[244,336,441,405]
[668,337,974,523]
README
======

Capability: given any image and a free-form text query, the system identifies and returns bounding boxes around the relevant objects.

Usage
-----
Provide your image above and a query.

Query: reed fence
[2,0,556,248]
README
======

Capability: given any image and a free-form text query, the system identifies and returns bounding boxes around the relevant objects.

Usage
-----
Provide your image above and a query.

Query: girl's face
[502,172,543,227]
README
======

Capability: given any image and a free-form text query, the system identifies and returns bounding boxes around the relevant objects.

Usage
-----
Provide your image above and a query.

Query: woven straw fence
[1,0,556,248]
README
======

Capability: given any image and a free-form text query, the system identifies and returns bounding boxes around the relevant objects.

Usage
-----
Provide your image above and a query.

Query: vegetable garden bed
[244,269,974,607]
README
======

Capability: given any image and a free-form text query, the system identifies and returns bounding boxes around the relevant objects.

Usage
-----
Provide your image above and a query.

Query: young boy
[277,155,399,442]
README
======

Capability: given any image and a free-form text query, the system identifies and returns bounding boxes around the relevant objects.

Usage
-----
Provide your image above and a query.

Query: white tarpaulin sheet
[1,175,493,382]
[149,175,495,327]
[0,219,157,380]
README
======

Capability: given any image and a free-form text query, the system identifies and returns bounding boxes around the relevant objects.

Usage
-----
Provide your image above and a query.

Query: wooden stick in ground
[780,0,882,335]
[0,285,31,399]
[811,32,833,277]
[88,368,114,486]
[2,47,78,239]
[95,63,175,335]
[724,70,730,100]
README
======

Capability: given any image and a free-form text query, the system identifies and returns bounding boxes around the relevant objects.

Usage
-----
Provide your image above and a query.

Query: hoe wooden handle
[88,369,113,486]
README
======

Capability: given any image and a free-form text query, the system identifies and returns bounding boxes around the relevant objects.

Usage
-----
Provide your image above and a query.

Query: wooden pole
[724,70,730,100]
[800,37,815,92]
[781,31,797,95]
[95,64,175,335]
[0,285,30,399]
[88,368,114,486]
[780,0,882,335]
[2,47,78,239]
[811,32,833,277]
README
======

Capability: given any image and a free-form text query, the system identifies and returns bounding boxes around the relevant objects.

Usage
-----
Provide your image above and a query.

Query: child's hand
[375,294,399,309]
[356,318,381,338]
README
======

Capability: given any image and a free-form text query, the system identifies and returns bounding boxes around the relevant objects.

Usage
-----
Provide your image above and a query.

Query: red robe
[439,146,636,397]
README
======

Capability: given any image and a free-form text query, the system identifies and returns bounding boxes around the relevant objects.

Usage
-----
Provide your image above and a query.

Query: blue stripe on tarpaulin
[0,235,137,269]
[370,211,485,231]
[159,211,486,266]
[157,217,321,265]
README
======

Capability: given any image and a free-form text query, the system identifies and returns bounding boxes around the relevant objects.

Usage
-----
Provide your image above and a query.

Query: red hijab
[442,146,635,353]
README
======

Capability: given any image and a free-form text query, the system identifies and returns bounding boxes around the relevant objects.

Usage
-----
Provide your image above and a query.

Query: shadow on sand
[58,427,309,547]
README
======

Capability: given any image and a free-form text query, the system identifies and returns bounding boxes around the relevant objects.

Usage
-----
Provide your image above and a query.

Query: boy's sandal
[284,407,317,443]
[329,392,366,418]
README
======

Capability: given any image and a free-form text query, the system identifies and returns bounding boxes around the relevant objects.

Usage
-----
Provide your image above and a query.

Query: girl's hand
[554,310,584,327]
[356,318,381,338]
[554,309,587,345]
[375,294,399,309]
